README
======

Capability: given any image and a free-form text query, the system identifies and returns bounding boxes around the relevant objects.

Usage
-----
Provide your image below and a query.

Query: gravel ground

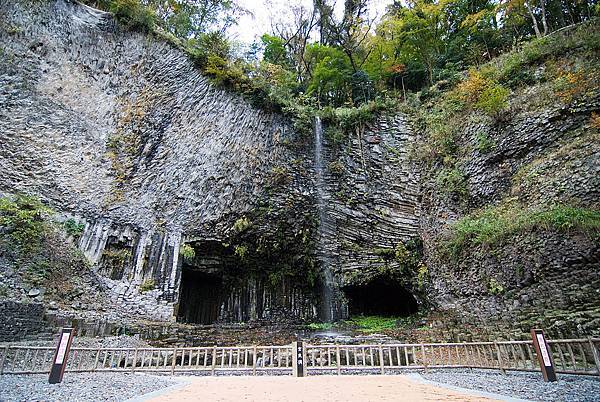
[1,369,598,401]
[0,372,181,402]
[5,335,150,349]
[419,369,600,402]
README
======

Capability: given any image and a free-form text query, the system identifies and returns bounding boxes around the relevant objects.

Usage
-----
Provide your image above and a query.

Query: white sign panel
[55,333,71,364]
[536,334,552,367]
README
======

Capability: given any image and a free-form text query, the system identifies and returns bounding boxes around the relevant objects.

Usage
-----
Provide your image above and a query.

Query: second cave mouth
[343,279,418,317]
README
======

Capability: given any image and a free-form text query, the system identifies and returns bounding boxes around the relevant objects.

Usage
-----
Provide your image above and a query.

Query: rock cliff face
[0,0,424,324]
[1,0,598,337]
[314,115,422,318]
[0,0,316,321]
[419,73,600,336]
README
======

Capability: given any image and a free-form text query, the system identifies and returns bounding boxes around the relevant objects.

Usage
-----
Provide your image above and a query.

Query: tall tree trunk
[525,2,542,38]
[540,0,549,35]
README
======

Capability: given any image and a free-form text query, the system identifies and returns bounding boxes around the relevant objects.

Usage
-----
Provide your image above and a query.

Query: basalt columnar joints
[0,0,423,325]
[1,0,598,338]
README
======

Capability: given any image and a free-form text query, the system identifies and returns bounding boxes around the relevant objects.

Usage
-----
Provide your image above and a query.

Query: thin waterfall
[314,116,335,321]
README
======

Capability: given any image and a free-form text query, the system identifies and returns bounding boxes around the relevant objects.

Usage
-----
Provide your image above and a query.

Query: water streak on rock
[314,117,335,321]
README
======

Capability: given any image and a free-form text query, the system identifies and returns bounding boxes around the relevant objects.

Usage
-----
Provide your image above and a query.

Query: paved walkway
[138,375,503,402]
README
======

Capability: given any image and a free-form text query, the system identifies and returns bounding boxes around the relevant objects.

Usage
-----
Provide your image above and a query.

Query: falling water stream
[314,116,335,321]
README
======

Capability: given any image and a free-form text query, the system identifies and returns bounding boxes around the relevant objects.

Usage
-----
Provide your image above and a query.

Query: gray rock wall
[420,89,600,336]
[323,115,420,276]
[0,301,46,341]
[316,114,422,317]
[0,0,304,320]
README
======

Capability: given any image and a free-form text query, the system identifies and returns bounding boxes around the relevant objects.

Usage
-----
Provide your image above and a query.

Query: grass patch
[344,315,419,333]
[306,322,333,331]
[179,243,195,261]
[444,203,600,257]
[139,278,155,292]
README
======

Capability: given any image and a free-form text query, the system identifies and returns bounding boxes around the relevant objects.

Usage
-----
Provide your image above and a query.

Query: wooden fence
[1,338,599,376]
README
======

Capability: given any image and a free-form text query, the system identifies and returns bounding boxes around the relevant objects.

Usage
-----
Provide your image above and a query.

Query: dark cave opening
[176,268,223,325]
[344,279,418,317]
[175,232,320,324]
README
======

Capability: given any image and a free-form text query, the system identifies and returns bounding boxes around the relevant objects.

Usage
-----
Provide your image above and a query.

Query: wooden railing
[1,338,599,376]
[0,345,293,375]
[303,338,600,376]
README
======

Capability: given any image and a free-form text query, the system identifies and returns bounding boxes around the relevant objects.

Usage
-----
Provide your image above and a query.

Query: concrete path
[135,375,506,402]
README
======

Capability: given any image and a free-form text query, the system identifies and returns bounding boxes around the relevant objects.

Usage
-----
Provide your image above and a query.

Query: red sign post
[49,328,74,384]
[531,329,557,382]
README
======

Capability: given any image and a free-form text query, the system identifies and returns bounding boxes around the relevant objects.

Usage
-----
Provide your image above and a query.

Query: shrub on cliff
[443,203,600,257]
[0,194,50,253]
[452,71,509,116]
[109,0,155,32]
[436,167,468,199]
[0,194,92,298]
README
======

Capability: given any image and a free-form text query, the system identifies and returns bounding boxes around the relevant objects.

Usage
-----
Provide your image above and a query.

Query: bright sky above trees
[230,0,392,42]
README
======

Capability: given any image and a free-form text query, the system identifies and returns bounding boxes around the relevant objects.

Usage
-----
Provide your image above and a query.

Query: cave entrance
[177,269,223,325]
[344,279,418,317]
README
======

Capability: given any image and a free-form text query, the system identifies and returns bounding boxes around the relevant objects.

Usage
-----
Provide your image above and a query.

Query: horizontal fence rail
[0,345,293,375]
[1,338,599,377]
[304,339,600,376]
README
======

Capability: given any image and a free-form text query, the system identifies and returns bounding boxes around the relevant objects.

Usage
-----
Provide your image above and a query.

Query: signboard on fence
[49,328,74,384]
[531,329,557,382]
[293,341,305,377]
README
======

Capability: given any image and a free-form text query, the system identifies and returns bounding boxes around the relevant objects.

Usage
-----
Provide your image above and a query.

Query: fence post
[292,341,305,377]
[378,345,385,375]
[131,349,138,373]
[421,345,427,370]
[588,337,600,375]
[0,346,8,375]
[494,341,506,375]
[171,348,177,375]
[336,345,341,375]
[531,329,556,382]
[252,346,257,376]
[211,347,217,376]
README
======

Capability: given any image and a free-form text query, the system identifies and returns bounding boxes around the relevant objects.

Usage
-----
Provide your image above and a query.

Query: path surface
[139,375,501,402]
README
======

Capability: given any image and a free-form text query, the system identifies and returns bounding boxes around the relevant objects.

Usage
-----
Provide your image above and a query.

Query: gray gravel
[4,335,150,349]
[0,372,181,402]
[2,369,599,401]
[419,369,600,402]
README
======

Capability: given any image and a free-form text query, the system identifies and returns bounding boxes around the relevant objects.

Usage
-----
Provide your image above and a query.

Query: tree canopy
[93,0,600,109]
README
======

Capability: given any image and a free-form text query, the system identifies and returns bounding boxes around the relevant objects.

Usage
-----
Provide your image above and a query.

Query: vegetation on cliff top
[79,0,599,137]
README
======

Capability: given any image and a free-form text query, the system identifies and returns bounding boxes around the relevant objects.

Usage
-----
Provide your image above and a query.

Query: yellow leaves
[461,10,488,30]
[551,61,599,104]
[453,70,490,103]
[590,113,600,130]
[451,70,510,115]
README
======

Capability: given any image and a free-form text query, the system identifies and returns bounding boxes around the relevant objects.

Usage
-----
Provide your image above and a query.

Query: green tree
[147,0,244,39]
[187,31,231,67]
[305,43,353,106]
[109,0,155,31]
[261,34,292,68]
